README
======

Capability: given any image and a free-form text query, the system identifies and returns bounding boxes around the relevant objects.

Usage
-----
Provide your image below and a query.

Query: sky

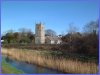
[1,0,99,35]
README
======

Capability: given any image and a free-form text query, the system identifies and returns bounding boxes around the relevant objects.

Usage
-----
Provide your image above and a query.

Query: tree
[45,29,56,36]
[18,28,34,43]
[13,32,19,42]
[2,28,35,44]
[83,20,99,34]
[4,30,14,43]
[68,23,78,34]
[27,31,35,43]
[81,20,99,56]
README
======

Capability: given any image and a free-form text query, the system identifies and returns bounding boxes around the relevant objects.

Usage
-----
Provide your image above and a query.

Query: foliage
[2,28,35,44]
[61,20,99,57]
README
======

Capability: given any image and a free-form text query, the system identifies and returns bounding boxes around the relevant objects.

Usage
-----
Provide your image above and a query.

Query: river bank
[2,56,63,74]
[2,56,24,74]
[1,48,98,74]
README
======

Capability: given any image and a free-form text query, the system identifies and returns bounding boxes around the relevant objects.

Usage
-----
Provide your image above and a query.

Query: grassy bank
[2,57,24,74]
[1,48,98,74]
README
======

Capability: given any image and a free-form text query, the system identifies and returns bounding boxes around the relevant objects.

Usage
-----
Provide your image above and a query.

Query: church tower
[35,23,45,44]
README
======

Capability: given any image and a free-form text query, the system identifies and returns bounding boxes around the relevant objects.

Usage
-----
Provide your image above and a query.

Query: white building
[45,36,62,44]
[1,40,4,43]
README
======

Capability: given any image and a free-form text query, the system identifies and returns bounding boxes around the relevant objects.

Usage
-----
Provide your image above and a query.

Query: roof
[46,36,61,41]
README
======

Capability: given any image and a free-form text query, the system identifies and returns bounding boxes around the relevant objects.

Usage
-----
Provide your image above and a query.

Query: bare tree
[68,23,78,34]
[18,28,34,43]
[83,20,99,34]
[45,29,56,36]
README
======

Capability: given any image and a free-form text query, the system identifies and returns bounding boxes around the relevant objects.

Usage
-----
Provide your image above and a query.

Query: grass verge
[2,57,24,74]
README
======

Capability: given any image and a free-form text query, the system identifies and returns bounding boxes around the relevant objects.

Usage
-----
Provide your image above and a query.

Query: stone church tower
[35,23,45,44]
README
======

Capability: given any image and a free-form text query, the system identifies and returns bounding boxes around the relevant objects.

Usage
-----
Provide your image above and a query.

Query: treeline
[1,28,35,44]
[60,20,99,57]
[1,28,57,44]
[1,20,99,57]
[60,31,98,57]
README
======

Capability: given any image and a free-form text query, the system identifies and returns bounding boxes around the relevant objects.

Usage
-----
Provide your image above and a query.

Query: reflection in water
[5,57,9,62]
[5,56,13,62]
[3,56,63,74]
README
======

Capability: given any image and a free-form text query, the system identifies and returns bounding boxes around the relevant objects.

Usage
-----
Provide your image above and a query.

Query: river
[3,56,64,74]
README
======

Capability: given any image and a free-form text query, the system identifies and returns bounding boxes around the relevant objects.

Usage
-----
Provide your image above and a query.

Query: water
[3,56,63,74]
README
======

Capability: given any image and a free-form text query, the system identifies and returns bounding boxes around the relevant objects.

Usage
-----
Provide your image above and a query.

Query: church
[35,23,62,44]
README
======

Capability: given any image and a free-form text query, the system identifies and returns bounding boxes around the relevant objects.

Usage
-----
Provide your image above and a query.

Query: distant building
[35,23,45,44]
[35,23,62,44]
[1,40,4,43]
[45,36,62,44]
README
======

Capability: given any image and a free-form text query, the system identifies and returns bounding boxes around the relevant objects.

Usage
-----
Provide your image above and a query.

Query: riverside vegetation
[2,48,98,74]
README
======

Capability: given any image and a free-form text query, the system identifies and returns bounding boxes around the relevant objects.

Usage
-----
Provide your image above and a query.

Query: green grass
[2,58,24,74]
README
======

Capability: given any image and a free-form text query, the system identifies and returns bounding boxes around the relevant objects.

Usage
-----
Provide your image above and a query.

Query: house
[1,40,4,43]
[45,36,62,44]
